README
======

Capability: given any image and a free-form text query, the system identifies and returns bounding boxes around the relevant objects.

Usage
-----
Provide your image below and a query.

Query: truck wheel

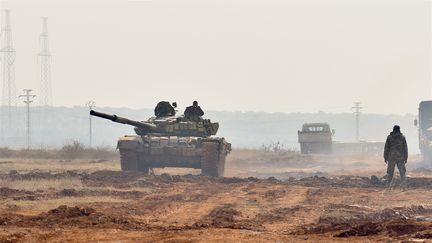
[301,143,311,154]
[324,143,332,154]
[424,149,432,165]
[300,143,309,154]
[201,141,224,177]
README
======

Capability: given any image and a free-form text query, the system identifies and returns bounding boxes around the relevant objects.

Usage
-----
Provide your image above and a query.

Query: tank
[90,109,231,177]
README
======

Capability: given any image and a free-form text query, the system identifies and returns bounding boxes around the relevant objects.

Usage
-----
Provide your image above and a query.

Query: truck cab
[298,123,334,154]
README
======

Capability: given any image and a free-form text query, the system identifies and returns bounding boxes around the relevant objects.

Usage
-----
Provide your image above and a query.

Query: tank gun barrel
[90,110,157,130]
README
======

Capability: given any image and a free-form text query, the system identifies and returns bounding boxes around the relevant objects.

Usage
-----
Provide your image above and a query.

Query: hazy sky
[1,1,430,114]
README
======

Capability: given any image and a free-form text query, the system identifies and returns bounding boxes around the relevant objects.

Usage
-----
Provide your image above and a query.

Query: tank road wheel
[201,141,225,177]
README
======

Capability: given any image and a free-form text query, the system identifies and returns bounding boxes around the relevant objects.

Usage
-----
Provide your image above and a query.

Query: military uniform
[384,129,408,187]
[184,105,204,121]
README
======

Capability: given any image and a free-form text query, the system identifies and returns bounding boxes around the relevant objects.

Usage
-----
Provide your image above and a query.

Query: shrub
[0,147,14,158]
[261,142,296,154]
[61,140,85,160]
[0,143,118,160]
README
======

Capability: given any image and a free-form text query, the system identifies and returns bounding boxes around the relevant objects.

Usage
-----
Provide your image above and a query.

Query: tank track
[119,149,149,173]
[201,141,225,177]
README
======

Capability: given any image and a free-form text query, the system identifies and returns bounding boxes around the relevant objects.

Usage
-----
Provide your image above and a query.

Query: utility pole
[85,101,95,147]
[38,17,52,106]
[351,102,363,142]
[19,89,36,150]
[0,9,16,141]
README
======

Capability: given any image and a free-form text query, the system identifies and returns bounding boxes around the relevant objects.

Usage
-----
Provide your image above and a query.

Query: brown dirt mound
[45,205,95,218]
[149,174,261,185]
[207,204,242,228]
[57,189,79,197]
[3,170,81,180]
[263,189,288,200]
[407,178,432,188]
[295,176,376,188]
[0,232,26,243]
[194,204,259,230]
[292,176,432,189]
[6,169,432,190]
[0,205,148,230]
[81,170,147,188]
[334,220,429,237]
[56,188,146,199]
[0,187,37,201]
[255,206,308,224]
[300,205,432,238]
[90,172,268,188]
[414,231,432,239]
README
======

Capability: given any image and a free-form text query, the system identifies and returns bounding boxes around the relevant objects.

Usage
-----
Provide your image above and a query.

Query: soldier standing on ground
[184,101,204,120]
[384,125,408,189]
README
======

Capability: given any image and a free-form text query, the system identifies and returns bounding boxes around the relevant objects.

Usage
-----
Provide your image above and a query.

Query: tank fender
[117,136,144,152]
[199,138,232,155]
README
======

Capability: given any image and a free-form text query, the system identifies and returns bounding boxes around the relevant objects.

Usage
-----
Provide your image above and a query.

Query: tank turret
[90,110,219,137]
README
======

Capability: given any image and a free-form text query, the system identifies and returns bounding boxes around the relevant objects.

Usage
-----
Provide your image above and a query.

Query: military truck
[90,105,231,177]
[415,100,432,164]
[298,123,334,154]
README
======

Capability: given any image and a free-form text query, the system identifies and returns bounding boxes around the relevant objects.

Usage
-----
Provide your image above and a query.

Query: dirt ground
[1,150,432,242]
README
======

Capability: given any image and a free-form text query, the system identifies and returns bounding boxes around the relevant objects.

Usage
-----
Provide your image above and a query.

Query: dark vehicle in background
[416,101,432,164]
[298,123,334,154]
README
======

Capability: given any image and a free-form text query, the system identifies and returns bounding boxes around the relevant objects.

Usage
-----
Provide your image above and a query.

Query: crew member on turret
[154,101,176,117]
[184,101,204,121]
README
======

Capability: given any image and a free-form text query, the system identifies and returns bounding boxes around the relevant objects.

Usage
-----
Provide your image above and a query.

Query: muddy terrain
[0,150,432,242]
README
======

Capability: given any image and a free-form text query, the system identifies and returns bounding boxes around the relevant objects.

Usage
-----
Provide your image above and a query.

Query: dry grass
[3,197,128,215]
[0,141,119,160]
[0,178,84,191]
[0,159,119,173]
[229,148,303,165]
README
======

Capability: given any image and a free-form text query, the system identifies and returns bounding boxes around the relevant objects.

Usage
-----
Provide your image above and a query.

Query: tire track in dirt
[4,170,432,242]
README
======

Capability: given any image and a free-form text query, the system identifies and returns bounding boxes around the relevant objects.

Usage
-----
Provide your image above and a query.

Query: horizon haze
[0,1,430,115]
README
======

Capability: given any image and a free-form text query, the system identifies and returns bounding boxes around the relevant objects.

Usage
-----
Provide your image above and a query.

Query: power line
[38,17,52,106]
[19,89,36,150]
[351,102,363,142]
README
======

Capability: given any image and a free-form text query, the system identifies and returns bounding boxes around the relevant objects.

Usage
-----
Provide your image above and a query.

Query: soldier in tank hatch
[184,101,204,121]
[384,125,408,189]
[154,101,176,117]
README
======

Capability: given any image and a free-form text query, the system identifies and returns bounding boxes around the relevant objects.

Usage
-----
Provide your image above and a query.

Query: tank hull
[117,135,231,177]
